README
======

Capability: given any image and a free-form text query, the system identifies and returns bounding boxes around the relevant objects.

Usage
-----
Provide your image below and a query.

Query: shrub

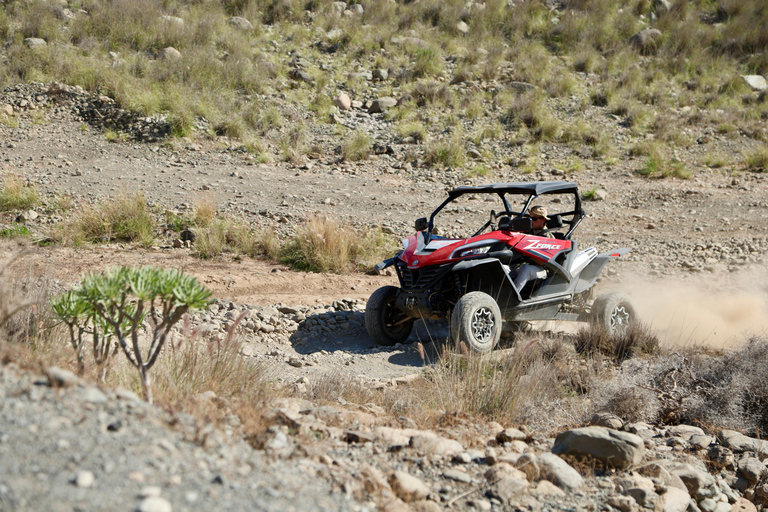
[0,175,39,211]
[68,192,156,247]
[52,266,212,403]
[745,147,768,171]
[280,216,393,273]
[425,136,466,168]
[341,129,372,161]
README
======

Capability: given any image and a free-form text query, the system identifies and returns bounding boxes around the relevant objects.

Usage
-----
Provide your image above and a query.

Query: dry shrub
[67,192,155,247]
[308,372,376,407]
[0,175,39,212]
[404,338,590,430]
[592,337,768,435]
[280,216,393,273]
[575,322,660,361]
[193,192,217,228]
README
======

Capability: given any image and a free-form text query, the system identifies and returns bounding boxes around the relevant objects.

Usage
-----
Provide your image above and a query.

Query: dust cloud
[615,269,768,349]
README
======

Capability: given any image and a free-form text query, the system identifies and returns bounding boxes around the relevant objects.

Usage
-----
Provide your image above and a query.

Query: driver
[510,205,552,293]
[529,205,553,238]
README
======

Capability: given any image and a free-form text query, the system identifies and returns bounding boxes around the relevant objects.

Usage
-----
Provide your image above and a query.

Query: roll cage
[423,181,586,241]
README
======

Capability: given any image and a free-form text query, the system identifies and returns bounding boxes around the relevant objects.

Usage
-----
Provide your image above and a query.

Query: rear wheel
[591,292,636,335]
[451,292,502,353]
[365,286,415,346]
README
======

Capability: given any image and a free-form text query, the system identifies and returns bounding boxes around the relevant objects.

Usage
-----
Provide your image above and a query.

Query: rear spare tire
[591,291,636,335]
[365,286,414,346]
[451,292,502,353]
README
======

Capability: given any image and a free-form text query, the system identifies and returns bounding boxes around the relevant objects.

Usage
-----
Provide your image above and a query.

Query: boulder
[629,28,662,54]
[389,471,430,503]
[227,16,253,31]
[489,476,529,503]
[497,427,527,443]
[742,75,767,91]
[589,412,623,429]
[718,429,768,453]
[737,457,767,484]
[24,38,47,48]
[552,427,645,469]
[334,93,351,111]
[410,433,463,457]
[368,97,397,114]
[666,463,714,496]
[158,47,181,60]
[659,487,692,512]
[537,453,584,491]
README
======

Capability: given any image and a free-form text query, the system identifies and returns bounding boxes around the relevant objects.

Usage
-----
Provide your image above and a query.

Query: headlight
[454,245,491,258]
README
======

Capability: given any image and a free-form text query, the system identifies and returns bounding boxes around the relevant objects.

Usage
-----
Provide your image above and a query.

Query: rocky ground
[2,83,768,511]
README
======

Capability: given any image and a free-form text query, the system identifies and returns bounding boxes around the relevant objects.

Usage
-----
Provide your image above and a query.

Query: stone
[2,104,12,116]
[137,497,173,512]
[347,4,363,15]
[75,470,95,488]
[742,75,767,91]
[718,430,768,453]
[389,471,430,503]
[737,457,766,484]
[629,28,662,54]
[159,47,181,60]
[160,15,184,25]
[731,498,757,512]
[666,463,715,496]
[689,435,714,449]
[666,425,705,438]
[411,501,440,512]
[368,97,397,114]
[82,387,108,404]
[607,495,637,512]
[513,453,540,481]
[410,434,463,456]
[496,427,527,443]
[484,463,527,483]
[659,487,691,512]
[227,16,253,31]
[589,412,623,429]
[332,1,347,14]
[490,476,529,503]
[443,469,472,483]
[24,38,47,48]
[47,366,80,387]
[456,21,469,33]
[532,480,565,497]
[334,93,351,110]
[373,68,389,81]
[537,453,584,491]
[636,462,688,492]
[552,426,645,469]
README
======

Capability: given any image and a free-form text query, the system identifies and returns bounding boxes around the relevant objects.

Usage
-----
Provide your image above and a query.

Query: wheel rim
[609,305,631,334]
[384,301,410,335]
[470,307,495,344]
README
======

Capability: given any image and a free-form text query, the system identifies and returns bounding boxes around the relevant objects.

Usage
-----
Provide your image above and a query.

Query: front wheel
[590,291,636,335]
[451,292,502,353]
[365,286,415,346]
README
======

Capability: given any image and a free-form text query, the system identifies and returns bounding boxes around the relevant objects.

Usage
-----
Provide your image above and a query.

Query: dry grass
[193,192,217,228]
[52,192,155,247]
[0,175,39,212]
[280,216,394,273]
[575,322,660,362]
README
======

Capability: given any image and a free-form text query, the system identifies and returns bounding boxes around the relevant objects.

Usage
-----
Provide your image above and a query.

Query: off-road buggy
[365,181,636,352]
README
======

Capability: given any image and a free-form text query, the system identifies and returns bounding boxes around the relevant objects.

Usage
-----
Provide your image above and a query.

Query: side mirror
[414,217,428,231]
